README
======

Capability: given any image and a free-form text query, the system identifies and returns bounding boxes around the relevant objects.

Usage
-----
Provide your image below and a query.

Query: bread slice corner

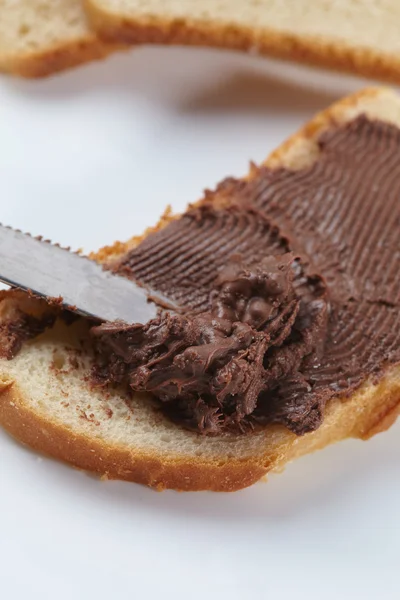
[85,0,400,83]
[0,86,399,492]
[0,0,123,78]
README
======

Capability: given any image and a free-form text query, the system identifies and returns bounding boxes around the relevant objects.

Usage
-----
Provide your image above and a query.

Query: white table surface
[0,46,399,600]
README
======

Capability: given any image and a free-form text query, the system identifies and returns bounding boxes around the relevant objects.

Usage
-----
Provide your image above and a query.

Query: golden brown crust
[1,36,123,79]
[0,88,399,491]
[0,384,267,491]
[85,3,400,84]
[265,87,387,167]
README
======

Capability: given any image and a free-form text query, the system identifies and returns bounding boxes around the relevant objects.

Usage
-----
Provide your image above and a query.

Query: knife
[0,225,179,324]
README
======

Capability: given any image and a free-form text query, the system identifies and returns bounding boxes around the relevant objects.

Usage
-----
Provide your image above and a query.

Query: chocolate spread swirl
[91,115,400,435]
[92,251,329,433]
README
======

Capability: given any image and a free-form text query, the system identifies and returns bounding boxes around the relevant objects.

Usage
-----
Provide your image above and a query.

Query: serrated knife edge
[0,224,179,324]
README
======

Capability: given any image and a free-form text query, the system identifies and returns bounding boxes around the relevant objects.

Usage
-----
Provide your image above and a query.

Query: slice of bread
[86,0,400,83]
[1,87,400,492]
[0,0,122,78]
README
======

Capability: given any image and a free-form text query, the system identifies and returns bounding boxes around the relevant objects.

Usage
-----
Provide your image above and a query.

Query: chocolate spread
[0,313,56,360]
[4,116,399,436]
[92,250,329,433]
[91,116,400,435]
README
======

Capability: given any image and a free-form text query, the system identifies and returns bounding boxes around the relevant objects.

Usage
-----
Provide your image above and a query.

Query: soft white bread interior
[86,0,400,83]
[0,87,399,492]
[0,0,121,78]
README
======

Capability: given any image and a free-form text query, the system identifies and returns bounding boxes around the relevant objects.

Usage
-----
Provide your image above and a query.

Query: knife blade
[0,225,178,324]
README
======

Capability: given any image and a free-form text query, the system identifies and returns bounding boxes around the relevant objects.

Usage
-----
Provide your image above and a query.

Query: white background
[0,47,399,600]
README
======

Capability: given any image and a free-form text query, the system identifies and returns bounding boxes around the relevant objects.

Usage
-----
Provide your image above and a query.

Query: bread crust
[0,87,399,491]
[0,384,269,491]
[85,2,400,84]
[0,35,122,79]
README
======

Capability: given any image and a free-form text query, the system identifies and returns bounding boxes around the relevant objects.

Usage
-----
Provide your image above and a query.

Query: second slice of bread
[0,0,122,78]
[86,0,400,83]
